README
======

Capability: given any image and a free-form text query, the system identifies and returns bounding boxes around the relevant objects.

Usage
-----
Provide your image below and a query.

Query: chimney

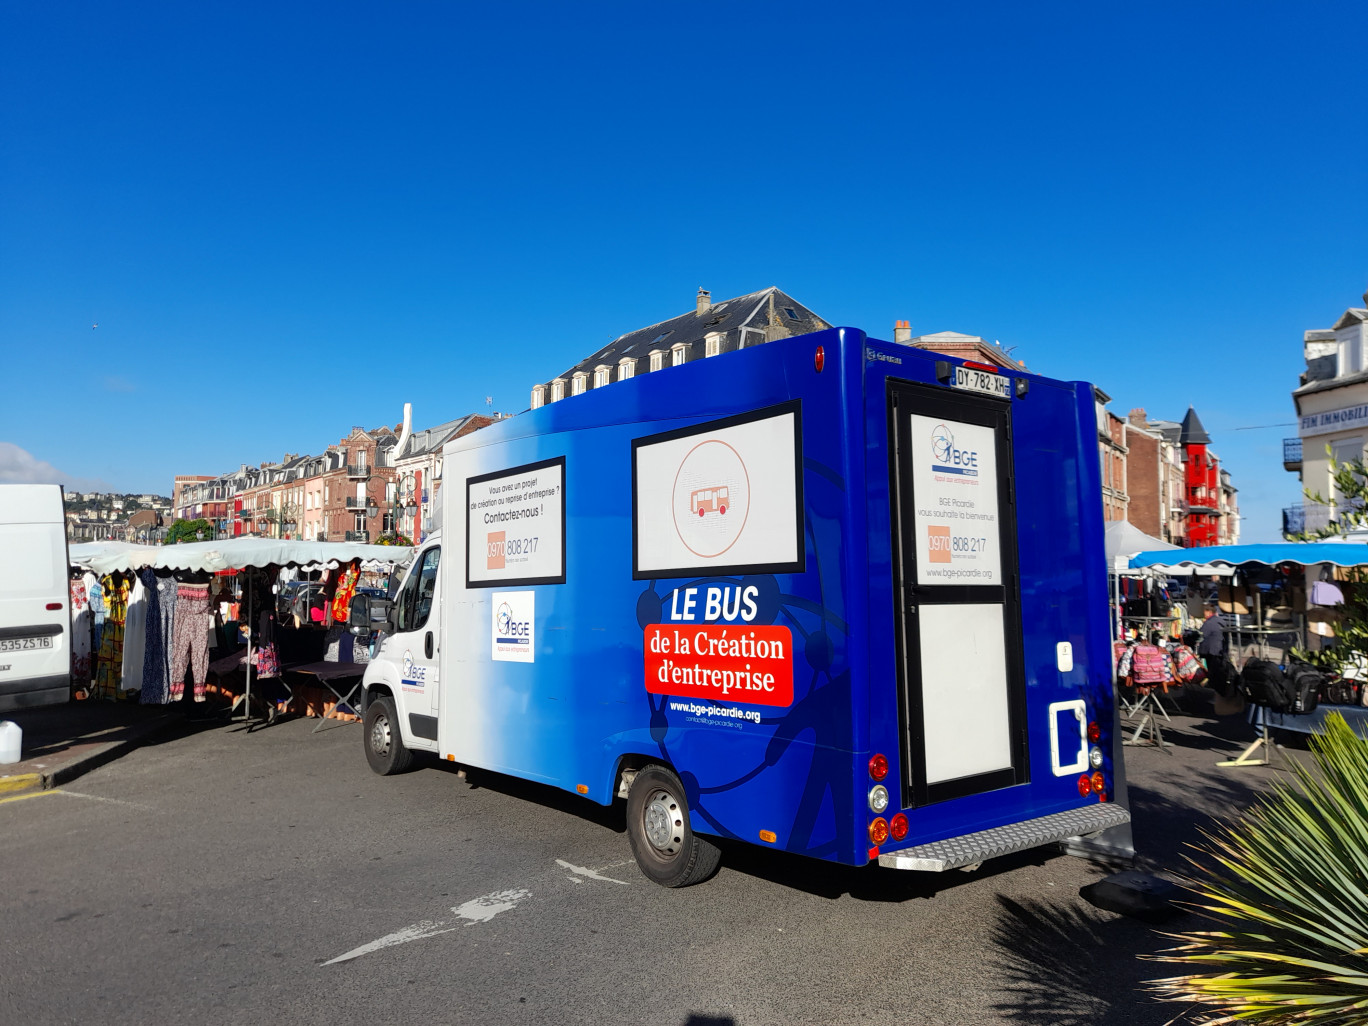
[696,287,711,316]
[1128,408,1147,427]
[396,402,413,456]
[894,320,913,345]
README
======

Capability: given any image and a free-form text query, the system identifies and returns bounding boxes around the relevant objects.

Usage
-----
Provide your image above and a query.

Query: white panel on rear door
[918,603,1013,785]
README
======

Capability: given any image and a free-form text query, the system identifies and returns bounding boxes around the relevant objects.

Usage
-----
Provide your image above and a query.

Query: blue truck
[354,325,1132,886]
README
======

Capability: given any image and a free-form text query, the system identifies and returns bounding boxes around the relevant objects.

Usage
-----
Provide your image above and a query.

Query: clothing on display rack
[330,563,359,624]
[121,572,149,698]
[169,583,211,702]
[252,609,281,678]
[139,569,172,705]
[92,572,130,700]
[88,572,105,651]
[70,573,92,689]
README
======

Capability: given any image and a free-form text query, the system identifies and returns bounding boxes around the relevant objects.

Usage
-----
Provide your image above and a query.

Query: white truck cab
[359,534,442,772]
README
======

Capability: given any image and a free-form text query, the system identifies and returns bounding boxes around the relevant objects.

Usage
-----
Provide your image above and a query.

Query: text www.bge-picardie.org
[668,700,762,724]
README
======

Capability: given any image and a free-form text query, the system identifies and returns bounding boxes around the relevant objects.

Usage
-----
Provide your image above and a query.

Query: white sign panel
[491,591,535,662]
[909,414,1002,585]
[467,458,565,587]
[918,603,1013,784]
[634,404,803,579]
[1301,403,1368,438]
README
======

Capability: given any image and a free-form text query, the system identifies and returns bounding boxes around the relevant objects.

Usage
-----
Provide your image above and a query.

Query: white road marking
[323,888,532,966]
[453,888,532,924]
[322,920,457,965]
[59,790,153,810]
[555,859,630,885]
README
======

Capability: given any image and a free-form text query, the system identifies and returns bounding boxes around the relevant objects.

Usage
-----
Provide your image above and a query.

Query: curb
[0,773,43,794]
[41,714,182,790]
[0,714,181,799]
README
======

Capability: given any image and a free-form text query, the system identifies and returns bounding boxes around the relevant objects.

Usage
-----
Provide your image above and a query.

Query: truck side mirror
[348,594,371,629]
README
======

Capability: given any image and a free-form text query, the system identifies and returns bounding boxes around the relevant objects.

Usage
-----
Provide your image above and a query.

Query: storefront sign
[466,458,565,587]
[909,414,1002,585]
[1300,403,1368,438]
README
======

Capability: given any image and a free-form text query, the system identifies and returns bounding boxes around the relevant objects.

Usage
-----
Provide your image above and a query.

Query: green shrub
[1149,713,1368,1023]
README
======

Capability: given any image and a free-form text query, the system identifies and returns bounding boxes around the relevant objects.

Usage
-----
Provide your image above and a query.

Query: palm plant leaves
[1148,713,1368,1023]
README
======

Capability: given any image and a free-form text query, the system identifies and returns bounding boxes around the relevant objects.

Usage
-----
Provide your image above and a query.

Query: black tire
[625,765,721,887]
[363,695,414,776]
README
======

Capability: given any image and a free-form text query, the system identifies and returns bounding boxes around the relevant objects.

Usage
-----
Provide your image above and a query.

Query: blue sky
[1,2,1364,540]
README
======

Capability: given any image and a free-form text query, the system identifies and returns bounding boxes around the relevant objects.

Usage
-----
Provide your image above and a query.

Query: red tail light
[868,753,888,781]
[962,360,999,373]
[889,813,908,842]
[1077,774,1093,797]
[1086,720,1100,743]
[814,346,825,373]
[868,818,889,845]
[46,602,62,610]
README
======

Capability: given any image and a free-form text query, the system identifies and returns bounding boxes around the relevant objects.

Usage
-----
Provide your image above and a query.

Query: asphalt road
[0,705,1292,1026]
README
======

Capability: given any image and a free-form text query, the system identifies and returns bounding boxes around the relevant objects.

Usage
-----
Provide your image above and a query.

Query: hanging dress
[70,576,92,693]
[93,573,130,700]
[121,573,149,698]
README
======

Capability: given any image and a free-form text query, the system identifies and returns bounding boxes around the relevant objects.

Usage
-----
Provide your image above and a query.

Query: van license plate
[0,637,52,652]
[954,366,1012,399]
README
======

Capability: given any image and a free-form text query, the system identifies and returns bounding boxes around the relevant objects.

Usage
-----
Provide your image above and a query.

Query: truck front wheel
[626,765,721,887]
[363,695,414,776]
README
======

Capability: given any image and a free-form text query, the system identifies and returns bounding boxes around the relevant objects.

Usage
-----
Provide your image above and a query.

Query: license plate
[0,637,53,652]
[954,365,1012,399]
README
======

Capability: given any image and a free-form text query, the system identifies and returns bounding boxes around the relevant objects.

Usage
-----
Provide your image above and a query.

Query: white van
[0,484,71,710]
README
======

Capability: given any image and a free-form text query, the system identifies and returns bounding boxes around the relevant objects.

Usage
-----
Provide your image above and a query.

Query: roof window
[784,307,799,321]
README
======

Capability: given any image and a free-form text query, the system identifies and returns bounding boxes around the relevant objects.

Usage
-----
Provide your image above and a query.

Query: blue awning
[1129,542,1368,570]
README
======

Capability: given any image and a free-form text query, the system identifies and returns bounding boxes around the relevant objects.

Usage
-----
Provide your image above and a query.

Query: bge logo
[930,423,978,472]
[497,602,530,639]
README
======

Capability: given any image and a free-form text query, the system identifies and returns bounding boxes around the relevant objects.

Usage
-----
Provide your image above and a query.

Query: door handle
[425,631,433,659]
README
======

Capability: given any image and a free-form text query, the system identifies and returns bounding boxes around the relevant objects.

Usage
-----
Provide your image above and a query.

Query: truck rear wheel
[626,765,721,887]
[363,695,414,776]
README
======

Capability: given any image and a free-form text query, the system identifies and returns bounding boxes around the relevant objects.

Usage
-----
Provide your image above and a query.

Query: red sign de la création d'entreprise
[644,624,794,707]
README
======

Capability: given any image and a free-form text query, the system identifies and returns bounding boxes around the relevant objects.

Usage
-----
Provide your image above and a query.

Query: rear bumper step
[876,803,1131,872]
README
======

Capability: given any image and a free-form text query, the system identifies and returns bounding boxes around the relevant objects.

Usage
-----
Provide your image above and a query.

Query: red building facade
[1178,407,1221,546]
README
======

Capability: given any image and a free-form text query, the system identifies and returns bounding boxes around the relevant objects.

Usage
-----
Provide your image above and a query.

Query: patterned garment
[87,572,105,651]
[70,578,92,688]
[330,564,360,624]
[141,575,179,705]
[92,574,130,700]
[169,584,210,702]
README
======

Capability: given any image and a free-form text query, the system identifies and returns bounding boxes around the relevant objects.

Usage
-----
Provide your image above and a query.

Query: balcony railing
[1283,437,1302,472]
[344,497,367,509]
[344,530,370,542]
[346,464,371,480]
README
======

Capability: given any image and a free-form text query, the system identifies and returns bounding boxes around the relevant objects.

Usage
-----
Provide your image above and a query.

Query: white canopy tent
[1104,521,1177,576]
[69,537,413,576]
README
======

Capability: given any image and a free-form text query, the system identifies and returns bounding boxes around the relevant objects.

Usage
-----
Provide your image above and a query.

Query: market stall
[67,537,412,727]
[1129,542,1368,664]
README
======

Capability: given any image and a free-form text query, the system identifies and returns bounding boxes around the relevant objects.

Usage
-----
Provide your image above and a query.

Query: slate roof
[398,414,488,460]
[534,287,830,394]
[1179,406,1211,445]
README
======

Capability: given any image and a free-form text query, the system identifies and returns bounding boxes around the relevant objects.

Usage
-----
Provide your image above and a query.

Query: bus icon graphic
[690,486,730,517]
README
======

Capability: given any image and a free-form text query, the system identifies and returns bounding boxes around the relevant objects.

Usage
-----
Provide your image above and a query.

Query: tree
[164,518,214,545]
